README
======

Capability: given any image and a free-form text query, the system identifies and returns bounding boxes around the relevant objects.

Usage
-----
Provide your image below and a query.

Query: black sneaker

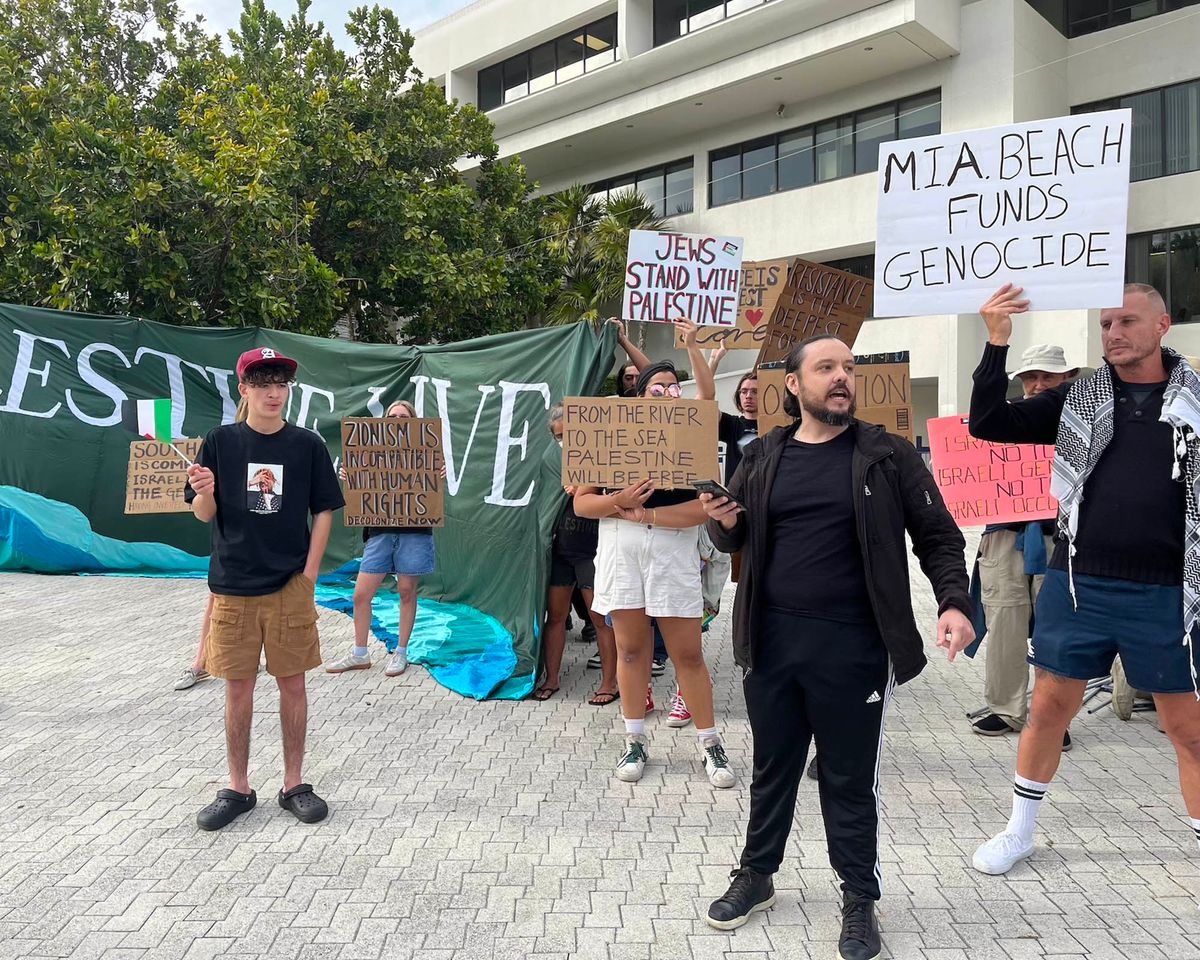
[838,892,882,960]
[806,754,818,780]
[1062,729,1073,752]
[972,713,1016,736]
[705,868,776,930]
[580,621,597,645]
[197,788,256,831]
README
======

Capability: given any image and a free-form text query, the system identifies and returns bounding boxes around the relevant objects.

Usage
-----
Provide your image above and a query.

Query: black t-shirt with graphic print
[185,421,345,597]
[719,412,758,483]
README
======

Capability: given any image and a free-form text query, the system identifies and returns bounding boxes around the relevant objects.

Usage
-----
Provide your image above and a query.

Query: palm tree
[542,185,666,326]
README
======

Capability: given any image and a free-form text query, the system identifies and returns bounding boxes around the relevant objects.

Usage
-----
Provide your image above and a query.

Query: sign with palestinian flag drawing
[623,230,744,326]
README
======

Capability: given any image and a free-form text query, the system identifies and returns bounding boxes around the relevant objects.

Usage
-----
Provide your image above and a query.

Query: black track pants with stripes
[739,608,894,900]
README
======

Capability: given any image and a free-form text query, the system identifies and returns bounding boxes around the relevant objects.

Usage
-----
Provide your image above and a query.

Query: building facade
[413,0,1200,445]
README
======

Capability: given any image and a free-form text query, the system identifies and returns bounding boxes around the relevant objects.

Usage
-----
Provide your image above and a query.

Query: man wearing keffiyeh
[966,281,1200,878]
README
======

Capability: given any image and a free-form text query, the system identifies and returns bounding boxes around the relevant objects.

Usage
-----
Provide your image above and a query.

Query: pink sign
[927,415,1058,527]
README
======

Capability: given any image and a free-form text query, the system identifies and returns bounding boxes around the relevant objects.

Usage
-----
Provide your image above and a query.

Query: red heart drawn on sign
[745,309,765,326]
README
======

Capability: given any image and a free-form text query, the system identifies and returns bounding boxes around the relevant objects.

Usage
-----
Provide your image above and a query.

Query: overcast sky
[180,0,476,49]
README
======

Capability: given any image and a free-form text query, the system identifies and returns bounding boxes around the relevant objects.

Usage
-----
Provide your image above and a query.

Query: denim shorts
[360,532,435,577]
[1031,569,1200,694]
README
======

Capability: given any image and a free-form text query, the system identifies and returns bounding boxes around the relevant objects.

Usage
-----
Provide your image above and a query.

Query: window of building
[1127,225,1200,323]
[477,14,618,111]
[1026,0,1200,37]
[591,159,696,217]
[708,91,940,207]
[1075,77,1200,182]
[652,0,773,46]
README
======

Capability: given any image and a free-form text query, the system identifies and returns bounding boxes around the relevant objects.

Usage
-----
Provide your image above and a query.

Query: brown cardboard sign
[675,257,794,350]
[756,259,873,366]
[854,352,914,443]
[341,418,444,527]
[561,397,720,489]
[755,366,795,434]
[125,438,203,514]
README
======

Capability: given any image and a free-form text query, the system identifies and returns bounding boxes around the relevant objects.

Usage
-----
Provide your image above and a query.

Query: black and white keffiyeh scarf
[1049,347,1200,697]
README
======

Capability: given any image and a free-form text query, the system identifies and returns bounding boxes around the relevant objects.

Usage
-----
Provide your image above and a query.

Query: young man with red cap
[185,347,344,830]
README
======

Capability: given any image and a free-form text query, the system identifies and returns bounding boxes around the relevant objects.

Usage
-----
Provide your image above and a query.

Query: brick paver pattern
[3,530,1199,959]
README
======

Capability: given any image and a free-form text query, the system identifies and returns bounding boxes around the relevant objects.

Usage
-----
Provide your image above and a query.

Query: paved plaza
[3,533,1200,960]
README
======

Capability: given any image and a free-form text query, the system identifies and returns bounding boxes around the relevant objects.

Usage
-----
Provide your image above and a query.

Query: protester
[575,321,737,789]
[185,347,344,831]
[325,399,442,678]
[707,340,760,484]
[535,406,620,704]
[612,318,652,398]
[972,345,1077,744]
[699,335,974,959]
[967,282,1200,878]
[174,398,249,692]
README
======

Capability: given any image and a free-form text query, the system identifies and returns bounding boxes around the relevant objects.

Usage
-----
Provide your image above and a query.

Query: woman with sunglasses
[574,321,737,789]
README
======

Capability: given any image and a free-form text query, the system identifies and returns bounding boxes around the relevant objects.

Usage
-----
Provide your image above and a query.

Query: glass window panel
[815,117,854,182]
[1122,88,1163,181]
[556,33,584,82]
[1126,231,1151,285]
[778,128,814,190]
[1067,0,1112,35]
[825,255,875,280]
[607,176,635,201]
[1149,230,1170,310]
[899,92,941,139]
[585,16,617,70]
[478,64,503,111]
[502,56,529,104]
[1170,227,1200,324]
[665,161,695,215]
[710,147,742,207]
[1166,80,1200,176]
[726,0,765,13]
[855,104,896,173]
[636,169,666,217]
[689,0,725,32]
[741,138,776,200]
[529,42,556,94]
[654,0,688,44]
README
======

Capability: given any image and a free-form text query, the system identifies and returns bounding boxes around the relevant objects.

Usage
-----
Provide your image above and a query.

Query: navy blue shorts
[1031,569,1200,694]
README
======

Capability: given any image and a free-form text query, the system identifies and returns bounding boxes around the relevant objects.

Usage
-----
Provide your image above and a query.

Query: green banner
[0,303,616,694]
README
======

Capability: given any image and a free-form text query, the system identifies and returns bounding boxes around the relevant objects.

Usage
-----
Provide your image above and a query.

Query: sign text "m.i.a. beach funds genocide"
[623,230,744,325]
[341,417,445,527]
[874,109,1131,317]
[561,397,719,489]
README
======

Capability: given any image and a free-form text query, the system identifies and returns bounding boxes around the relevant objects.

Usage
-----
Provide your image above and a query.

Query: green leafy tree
[541,184,665,326]
[0,0,563,341]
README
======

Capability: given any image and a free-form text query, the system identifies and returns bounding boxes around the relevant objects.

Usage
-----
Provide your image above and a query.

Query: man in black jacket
[699,335,974,960]
[967,282,1200,879]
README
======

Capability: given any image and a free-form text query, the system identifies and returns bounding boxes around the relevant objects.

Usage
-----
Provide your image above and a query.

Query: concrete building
[413,0,1200,445]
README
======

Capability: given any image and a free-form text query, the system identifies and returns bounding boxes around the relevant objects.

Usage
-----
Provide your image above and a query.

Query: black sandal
[197,788,256,831]
[277,784,329,824]
[588,691,620,706]
[532,685,560,701]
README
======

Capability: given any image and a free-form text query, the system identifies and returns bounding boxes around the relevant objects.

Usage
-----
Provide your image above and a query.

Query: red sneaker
[666,690,693,728]
[645,683,655,714]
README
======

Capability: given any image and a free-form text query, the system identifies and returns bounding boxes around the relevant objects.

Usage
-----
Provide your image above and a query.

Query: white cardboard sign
[874,109,1131,317]
[622,229,745,325]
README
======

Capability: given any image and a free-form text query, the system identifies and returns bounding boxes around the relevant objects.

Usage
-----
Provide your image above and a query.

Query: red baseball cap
[236,347,298,380]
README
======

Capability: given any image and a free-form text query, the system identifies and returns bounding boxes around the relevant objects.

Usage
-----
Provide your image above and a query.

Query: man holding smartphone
[698,335,973,960]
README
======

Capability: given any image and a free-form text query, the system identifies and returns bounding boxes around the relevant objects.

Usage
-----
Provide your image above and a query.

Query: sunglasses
[647,383,682,398]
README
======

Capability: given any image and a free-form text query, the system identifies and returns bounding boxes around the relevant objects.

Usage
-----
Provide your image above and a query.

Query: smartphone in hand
[691,479,745,511]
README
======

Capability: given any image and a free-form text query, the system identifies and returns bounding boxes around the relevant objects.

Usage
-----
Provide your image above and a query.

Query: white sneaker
[173,666,209,691]
[972,830,1034,875]
[615,736,649,783]
[325,651,371,673]
[384,649,408,676]
[701,736,736,789]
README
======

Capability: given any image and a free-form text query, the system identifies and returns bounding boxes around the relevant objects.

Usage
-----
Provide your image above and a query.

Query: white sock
[396,645,407,655]
[352,645,369,658]
[1190,817,1200,852]
[1007,774,1050,843]
[624,718,645,737]
[695,726,719,743]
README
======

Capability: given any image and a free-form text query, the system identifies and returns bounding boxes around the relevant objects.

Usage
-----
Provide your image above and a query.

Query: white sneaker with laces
[666,691,692,728]
[385,649,408,676]
[173,666,210,691]
[972,830,1034,875]
[616,735,649,782]
[701,736,736,789]
[325,651,371,673]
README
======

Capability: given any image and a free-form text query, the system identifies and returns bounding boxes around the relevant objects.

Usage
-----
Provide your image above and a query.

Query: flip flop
[588,691,620,706]
[531,685,560,701]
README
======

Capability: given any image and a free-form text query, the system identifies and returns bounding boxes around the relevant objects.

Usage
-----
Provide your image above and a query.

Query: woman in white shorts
[575,359,736,789]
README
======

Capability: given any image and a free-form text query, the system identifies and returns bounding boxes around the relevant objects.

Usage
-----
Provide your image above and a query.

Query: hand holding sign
[980,283,1031,347]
